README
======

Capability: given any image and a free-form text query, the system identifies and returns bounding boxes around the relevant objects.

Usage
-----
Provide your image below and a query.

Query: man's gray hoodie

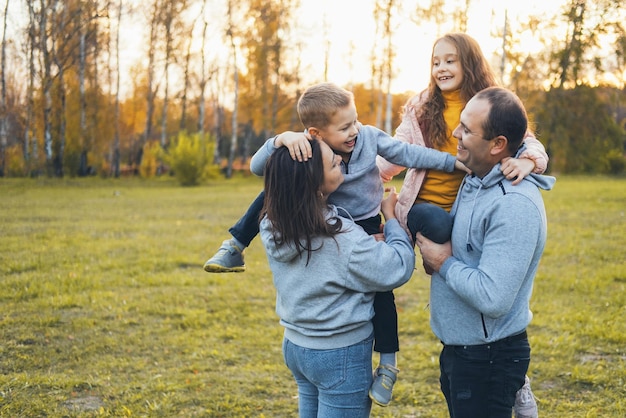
[259,207,415,350]
[431,164,556,345]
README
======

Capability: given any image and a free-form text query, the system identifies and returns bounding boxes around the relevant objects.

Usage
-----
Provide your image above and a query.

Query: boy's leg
[203,190,265,273]
[229,190,265,248]
[370,290,399,406]
[355,215,400,406]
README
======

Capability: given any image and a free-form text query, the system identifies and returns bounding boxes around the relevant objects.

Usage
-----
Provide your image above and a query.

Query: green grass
[0,175,625,417]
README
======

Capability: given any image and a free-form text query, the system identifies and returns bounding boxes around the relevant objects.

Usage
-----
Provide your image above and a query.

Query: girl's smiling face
[431,39,464,93]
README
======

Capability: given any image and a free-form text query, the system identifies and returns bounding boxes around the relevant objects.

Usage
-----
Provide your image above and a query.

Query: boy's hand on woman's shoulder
[275,131,312,162]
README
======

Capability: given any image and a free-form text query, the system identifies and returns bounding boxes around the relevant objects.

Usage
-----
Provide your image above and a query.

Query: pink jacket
[376,92,549,237]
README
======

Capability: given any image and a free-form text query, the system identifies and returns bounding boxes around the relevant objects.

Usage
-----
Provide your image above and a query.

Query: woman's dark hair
[261,139,343,263]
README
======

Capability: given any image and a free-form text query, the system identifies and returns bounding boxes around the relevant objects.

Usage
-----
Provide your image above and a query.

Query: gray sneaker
[369,364,399,407]
[203,239,245,273]
[514,375,538,418]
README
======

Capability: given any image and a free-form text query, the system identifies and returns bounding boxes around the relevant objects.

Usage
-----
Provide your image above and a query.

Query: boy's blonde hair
[297,82,354,129]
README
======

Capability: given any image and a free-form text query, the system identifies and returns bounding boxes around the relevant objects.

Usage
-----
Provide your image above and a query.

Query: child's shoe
[203,239,245,273]
[514,375,538,418]
[369,364,399,407]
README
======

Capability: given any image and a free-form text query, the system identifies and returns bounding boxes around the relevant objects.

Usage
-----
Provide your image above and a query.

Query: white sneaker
[514,375,538,418]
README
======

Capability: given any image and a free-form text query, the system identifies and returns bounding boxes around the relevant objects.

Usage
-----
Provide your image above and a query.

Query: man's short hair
[476,87,528,155]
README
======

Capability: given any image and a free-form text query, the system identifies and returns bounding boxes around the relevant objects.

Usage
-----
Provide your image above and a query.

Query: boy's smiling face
[310,104,359,162]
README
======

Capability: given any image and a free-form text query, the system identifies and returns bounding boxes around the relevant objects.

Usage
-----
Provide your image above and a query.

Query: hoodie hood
[464,162,556,192]
[259,206,343,263]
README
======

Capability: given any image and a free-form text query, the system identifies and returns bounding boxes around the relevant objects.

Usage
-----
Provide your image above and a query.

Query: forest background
[0,0,625,182]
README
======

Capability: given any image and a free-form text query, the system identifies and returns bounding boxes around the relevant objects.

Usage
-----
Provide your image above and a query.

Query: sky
[294,0,563,94]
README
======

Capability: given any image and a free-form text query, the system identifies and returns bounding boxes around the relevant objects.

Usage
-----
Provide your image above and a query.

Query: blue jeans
[282,334,374,418]
[406,202,453,244]
[439,331,530,418]
[229,190,264,247]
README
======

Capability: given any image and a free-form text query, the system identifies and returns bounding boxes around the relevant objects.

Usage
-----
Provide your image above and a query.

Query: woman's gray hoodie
[259,206,415,350]
[431,163,556,345]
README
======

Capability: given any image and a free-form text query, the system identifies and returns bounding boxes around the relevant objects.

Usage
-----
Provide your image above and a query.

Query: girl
[376,33,544,418]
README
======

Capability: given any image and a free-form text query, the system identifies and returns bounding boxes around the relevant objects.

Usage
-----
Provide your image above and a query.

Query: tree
[111,0,122,178]
[225,0,239,179]
[535,86,625,173]
[0,0,9,176]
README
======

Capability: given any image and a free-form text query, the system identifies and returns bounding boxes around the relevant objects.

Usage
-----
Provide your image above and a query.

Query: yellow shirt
[416,90,466,212]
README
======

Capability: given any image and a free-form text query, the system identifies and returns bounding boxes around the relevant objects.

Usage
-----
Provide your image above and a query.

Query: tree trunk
[0,0,9,177]
[112,0,122,178]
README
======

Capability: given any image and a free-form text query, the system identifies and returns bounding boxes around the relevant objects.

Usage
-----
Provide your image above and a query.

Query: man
[415,87,556,418]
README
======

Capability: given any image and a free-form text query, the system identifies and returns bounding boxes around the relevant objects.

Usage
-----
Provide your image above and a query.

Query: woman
[259,139,415,417]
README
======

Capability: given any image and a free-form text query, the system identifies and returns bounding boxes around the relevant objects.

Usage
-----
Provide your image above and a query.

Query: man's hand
[500,157,535,185]
[415,232,452,273]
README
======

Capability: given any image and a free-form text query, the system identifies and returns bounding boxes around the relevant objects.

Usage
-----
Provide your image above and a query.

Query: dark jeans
[229,190,265,247]
[355,216,399,354]
[439,331,531,418]
[406,202,453,244]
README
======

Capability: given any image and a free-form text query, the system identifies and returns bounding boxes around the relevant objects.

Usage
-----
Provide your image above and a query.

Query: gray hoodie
[431,164,556,345]
[251,124,457,221]
[259,206,415,350]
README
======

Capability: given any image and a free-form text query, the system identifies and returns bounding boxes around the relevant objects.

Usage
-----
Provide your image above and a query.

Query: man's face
[453,97,496,178]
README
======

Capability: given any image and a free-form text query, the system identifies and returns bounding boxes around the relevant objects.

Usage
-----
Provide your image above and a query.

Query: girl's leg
[406,202,452,244]
[407,203,452,274]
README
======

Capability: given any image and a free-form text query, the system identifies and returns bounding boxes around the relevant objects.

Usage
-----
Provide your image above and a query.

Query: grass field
[1,175,625,417]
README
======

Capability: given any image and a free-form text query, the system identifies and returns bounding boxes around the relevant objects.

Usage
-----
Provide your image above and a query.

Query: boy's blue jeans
[282,334,374,418]
[439,331,531,418]
[228,190,265,247]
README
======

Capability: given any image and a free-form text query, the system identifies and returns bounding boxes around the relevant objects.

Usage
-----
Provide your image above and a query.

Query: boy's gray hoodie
[259,207,415,350]
[431,163,556,345]
[251,124,457,221]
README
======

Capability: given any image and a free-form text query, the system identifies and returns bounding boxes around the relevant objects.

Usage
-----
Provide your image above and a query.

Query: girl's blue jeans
[282,334,374,418]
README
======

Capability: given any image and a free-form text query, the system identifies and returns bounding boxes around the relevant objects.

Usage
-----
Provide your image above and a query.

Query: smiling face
[311,103,359,162]
[452,96,497,178]
[431,39,464,93]
[318,141,344,197]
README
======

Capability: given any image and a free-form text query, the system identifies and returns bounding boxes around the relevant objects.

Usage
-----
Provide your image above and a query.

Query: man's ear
[490,135,508,156]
